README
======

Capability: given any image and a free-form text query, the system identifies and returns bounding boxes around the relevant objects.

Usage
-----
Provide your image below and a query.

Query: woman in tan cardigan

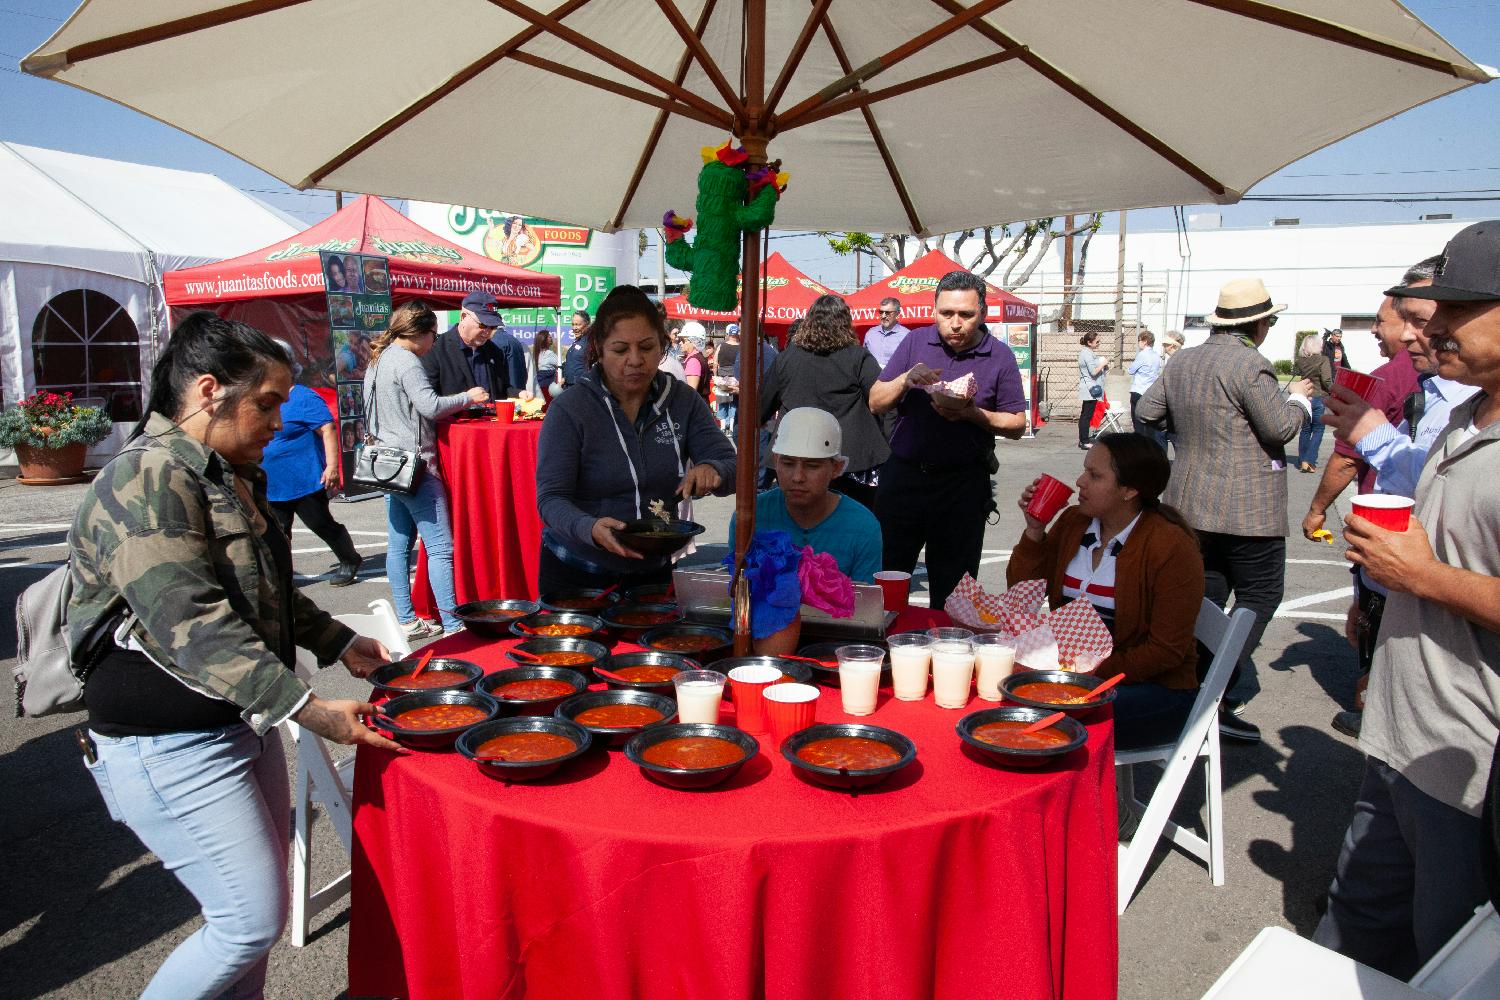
[1010,432,1204,750]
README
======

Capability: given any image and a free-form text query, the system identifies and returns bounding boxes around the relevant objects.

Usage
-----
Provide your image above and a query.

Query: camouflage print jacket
[67,414,356,735]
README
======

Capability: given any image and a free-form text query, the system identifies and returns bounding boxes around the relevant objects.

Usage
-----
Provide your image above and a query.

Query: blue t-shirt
[261,384,332,502]
[729,487,882,583]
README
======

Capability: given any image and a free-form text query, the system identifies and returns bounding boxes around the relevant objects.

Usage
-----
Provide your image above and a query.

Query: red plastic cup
[1351,493,1414,531]
[493,400,516,423]
[873,571,911,612]
[727,664,780,733]
[1024,474,1075,523]
[1334,368,1383,403]
[763,683,819,747]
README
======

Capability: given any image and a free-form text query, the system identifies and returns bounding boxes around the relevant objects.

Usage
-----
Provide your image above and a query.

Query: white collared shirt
[1061,513,1143,618]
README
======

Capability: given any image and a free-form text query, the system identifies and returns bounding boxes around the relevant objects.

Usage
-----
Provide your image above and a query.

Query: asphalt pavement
[0,426,1365,999]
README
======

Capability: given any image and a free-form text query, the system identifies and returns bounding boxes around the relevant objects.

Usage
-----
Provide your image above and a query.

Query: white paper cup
[972,635,1016,701]
[931,639,976,709]
[836,644,884,716]
[887,633,933,702]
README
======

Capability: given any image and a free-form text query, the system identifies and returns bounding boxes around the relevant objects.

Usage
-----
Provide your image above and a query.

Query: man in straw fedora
[1137,278,1313,744]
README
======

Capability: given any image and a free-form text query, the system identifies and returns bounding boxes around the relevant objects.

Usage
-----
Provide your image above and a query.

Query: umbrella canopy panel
[24,1,1490,236]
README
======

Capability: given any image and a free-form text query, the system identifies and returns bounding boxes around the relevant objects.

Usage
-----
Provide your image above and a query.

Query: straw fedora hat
[1205,278,1287,325]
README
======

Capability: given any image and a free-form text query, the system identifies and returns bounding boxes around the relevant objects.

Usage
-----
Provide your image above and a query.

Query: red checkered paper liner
[943,576,1047,635]
[1013,598,1114,672]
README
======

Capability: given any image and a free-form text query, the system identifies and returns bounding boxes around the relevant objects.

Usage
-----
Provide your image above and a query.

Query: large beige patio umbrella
[25,0,1490,649]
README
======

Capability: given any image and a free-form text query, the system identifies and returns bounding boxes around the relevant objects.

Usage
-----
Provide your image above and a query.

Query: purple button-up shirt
[864,322,911,370]
[880,324,1026,466]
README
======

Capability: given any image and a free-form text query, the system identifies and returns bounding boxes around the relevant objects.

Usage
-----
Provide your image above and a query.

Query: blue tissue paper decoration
[722,530,803,639]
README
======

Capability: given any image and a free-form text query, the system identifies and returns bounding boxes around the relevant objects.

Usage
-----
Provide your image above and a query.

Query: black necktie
[1403,388,1425,441]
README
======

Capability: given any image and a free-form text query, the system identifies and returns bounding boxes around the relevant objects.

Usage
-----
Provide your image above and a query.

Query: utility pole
[1114,210,1128,361]
[1061,213,1075,331]
[334,191,343,210]
[853,247,861,290]
[656,234,666,297]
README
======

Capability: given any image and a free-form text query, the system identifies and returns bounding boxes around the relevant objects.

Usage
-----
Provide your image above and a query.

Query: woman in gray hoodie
[537,286,736,590]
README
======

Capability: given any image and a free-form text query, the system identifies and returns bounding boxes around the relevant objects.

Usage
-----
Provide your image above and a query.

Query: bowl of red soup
[781,723,917,790]
[621,583,674,605]
[456,716,593,782]
[540,588,622,614]
[510,611,608,644]
[615,518,705,558]
[374,690,501,749]
[602,651,700,695]
[600,602,684,640]
[956,706,1088,768]
[640,624,732,663]
[555,690,677,749]
[624,723,758,789]
[999,669,1118,716]
[478,666,589,716]
[369,657,483,696]
[505,637,610,678]
[454,599,542,638]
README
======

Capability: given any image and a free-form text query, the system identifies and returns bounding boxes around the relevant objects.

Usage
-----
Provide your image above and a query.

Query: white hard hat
[681,321,707,344]
[773,407,842,459]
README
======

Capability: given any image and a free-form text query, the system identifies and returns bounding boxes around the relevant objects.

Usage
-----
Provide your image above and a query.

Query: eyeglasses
[878,310,897,316]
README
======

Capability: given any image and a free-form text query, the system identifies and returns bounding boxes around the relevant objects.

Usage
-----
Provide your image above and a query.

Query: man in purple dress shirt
[869,271,1027,608]
[864,297,911,370]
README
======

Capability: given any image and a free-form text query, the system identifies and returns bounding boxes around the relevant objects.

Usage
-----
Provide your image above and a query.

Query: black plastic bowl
[369,656,482,697]
[999,669,1118,716]
[781,723,917,790]
[453,599,541,638]
[555,690,677,749]
[600,602,684,641]
[796,641,892,687]
[505,637,610,679]
[624,723,758,789]
[509,611,608,644]
[621,583,674,604]
[455,716,593,782]
[640,623,733,664]
[478,665,589,716]
[539,588,622,614]
[615,518,705,557]
[714,655,814,700]
[956,706,1088,768]
[602,650,699,695]
[375,690,501,749]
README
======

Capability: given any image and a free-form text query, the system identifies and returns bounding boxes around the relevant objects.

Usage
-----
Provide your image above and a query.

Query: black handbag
[1089,383,1104,400]
[351,360,426,495]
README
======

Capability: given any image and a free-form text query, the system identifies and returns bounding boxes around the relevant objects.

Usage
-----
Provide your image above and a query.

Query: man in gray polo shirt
[1313,220,1500,977]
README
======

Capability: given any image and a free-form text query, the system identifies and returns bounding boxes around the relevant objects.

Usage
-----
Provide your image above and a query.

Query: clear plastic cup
[672,669,727,724]
[836,644,885,716]
[926,626,975,643]
[887,633,933,701]
[931,639,976,709]
[972,634,1016,701]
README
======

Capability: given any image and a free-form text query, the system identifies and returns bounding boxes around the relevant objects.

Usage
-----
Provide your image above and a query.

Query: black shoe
[1331,710,1362,739]
[329,556,362,587]
[1223,697,1247,718]
[1218,709,1261,744]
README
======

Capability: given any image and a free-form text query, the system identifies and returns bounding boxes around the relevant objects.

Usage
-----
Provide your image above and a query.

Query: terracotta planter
[15,442,87,482]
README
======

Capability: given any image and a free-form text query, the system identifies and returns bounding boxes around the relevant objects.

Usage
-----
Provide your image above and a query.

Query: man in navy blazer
[422,290,529,399]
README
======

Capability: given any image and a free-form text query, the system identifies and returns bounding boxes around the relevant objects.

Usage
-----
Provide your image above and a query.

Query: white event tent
[0,141,300,461]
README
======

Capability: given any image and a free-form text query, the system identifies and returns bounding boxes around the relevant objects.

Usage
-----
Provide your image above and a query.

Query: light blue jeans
[85,724,289,1000]
[385,472,461,631]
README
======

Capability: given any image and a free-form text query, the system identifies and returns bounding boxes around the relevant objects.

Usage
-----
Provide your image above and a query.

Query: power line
[0,7,60,20]
[1243,194,1500,203]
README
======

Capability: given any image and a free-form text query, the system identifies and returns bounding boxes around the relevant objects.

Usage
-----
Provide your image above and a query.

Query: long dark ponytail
[132,311,290,439]
[1094,432,1195,542]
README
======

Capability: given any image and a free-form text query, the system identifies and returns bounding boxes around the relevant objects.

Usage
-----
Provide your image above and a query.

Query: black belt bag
[352,360,426,495]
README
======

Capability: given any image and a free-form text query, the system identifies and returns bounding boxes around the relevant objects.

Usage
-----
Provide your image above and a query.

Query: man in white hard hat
[728,407,882,582]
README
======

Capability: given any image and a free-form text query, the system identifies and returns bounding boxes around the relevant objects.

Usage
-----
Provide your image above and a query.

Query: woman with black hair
[323,254,349,292]
[66,311,401,999]
[1010,432,1205,751]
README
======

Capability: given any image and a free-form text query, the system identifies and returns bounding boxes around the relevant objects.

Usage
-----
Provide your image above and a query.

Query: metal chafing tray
[670,567,896,643]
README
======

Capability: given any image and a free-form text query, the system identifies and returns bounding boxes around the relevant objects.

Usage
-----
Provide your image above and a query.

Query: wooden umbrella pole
[732,188,765,656]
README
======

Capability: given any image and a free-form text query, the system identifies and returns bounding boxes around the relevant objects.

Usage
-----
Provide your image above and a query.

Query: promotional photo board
[322,250,391,494]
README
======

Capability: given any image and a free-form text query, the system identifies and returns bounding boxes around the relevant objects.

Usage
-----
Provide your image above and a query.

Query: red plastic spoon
[407,648,435,680]
[1021,711,1066,735]
[781,654,836,667]
[1086,673,1126,701]
[592,665,637,684]
[508,649,542,663]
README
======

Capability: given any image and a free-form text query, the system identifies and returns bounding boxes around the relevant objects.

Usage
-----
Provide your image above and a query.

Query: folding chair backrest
[1410,902,1500,998]
[1187,599,1256,743]
[334,598,411,659]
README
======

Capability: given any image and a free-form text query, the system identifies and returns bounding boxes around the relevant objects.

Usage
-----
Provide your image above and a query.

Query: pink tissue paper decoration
[798,547,855,618]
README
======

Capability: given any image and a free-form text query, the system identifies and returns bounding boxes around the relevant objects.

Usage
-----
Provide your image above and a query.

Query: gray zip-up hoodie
[537,368,736,573]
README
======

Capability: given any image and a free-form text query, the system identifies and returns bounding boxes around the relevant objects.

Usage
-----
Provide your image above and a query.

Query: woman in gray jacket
[364,301,487,637]
[1077,331,1110,450]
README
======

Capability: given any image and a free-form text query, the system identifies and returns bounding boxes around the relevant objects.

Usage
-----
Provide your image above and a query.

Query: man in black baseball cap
[421,290,530,399]
[1387,220,1500,388]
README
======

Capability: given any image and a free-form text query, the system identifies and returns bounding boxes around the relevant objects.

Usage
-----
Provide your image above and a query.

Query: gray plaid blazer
[1136,333,1308,537]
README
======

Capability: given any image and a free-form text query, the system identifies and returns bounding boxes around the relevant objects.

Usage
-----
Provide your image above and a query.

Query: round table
[413,419,543,618]
[349,609,1118,999]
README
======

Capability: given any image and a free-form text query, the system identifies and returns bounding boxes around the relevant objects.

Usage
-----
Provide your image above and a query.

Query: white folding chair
[1096,401,1131,436]
[1116,598,1255,913]
[285,598,410,946]
[1410,902,1500,999]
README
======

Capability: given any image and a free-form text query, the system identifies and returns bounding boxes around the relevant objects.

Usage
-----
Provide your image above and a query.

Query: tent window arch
[32,289,142,422]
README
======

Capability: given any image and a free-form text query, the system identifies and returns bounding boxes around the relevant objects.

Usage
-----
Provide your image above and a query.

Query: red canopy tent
[663,251,833,347]
[844,250,1038,332]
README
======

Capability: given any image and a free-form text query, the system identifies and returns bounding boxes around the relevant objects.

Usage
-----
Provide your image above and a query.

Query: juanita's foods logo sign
[267,239,357,262]
[446,206,592,268]
[369,236,463,263]
[888,275,940,296]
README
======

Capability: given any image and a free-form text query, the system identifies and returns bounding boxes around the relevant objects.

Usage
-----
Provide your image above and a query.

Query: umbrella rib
[926,0,1230,198]
[763,0,834,120]
[653,0,746,120]
[610,0,722,231]
[817,12,925,235]
[489,0,728,126]
[1185,0,1490,83]
[778,47,1026,131]
[300,0,594,189]
[509,51,730,129]
[778,0,1018,126]
[22,0,310,70]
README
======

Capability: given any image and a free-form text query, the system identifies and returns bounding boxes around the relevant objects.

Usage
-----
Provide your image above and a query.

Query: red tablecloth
[413,420,543,617]
[349,608,1118,999]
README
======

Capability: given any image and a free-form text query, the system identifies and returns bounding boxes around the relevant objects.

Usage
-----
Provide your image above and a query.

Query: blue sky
[4,1,1498,289]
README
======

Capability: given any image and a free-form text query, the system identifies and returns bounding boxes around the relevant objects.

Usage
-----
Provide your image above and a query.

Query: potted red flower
[0,391,113,482]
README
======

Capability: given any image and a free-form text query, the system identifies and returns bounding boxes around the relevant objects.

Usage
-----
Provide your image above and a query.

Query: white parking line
[1274,587,1354,618]
[1286,559,1348,567]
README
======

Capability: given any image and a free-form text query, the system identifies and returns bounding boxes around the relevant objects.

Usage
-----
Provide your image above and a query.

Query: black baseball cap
[461,290,506,326]
[1387,221,1500,302]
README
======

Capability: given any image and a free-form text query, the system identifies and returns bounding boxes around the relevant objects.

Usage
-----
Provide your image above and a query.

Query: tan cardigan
[1007,506,1203,691]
